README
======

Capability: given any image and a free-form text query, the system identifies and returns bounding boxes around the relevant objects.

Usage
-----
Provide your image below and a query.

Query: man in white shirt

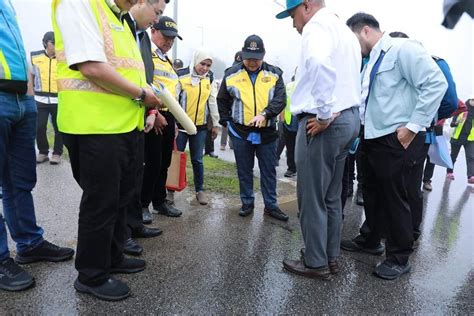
[276,0,361,279]
[54,0,162,301]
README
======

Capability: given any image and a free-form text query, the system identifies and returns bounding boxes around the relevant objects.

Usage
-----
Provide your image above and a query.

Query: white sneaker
[50,154,61,165]
[36,154,49,164]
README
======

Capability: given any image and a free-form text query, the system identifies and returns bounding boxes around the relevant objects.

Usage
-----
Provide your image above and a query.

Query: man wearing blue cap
[276,0,361,279]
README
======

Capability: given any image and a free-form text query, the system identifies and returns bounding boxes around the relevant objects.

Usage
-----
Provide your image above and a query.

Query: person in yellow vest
[217,35,288,221]
[31,31,63,165]
[447,98,474,183]
[53,0,162,301]
[141,16,183,220]
[176,49,219,205]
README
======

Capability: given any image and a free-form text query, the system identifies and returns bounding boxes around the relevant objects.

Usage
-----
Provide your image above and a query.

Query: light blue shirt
[364,34,448,139]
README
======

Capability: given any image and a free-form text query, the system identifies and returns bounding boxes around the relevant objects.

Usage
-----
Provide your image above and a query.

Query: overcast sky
[12,0,473,99]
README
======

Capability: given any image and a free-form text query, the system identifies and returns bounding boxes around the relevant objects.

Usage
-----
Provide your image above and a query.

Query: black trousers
[36,102,63,155]
[422,155,436,183]
[63,130,140,286]
[360,132,427,265]
[341,126,363,211]
[126,132,145,237]
[341,153,355,211]
[141,112,175,208]
[205,128,214,154]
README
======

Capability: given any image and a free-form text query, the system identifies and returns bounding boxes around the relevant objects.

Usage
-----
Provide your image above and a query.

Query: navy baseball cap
[276,0,303,19]
[241,35,265,60]
[153,16,182,40]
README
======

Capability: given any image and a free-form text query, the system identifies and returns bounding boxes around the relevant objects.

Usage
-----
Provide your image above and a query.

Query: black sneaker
[0,258,35,291]
[110,258,146,274]
[15,240,75,264]
[239,204,254,217]
[264,207,289,222]
[74,277,130,301]
[373,260,411,280]
[152,202,182,217]
[340,238,384,255]
[284,170,297,177]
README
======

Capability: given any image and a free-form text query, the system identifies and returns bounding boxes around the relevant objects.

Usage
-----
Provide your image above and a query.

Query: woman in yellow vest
[176,49,219,205]
[447,98,474,183]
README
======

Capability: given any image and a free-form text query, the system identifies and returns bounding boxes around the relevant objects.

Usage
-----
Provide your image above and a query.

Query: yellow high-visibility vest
[52,0,146,134]
[178,69,212,126]
[284,81,296,125]
[31,50,58,97]
[152,51,179,111]
[452,112,474,141]
[224,66,280,127]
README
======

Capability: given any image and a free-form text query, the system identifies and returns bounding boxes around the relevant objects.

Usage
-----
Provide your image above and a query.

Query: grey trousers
[296,108,360,267]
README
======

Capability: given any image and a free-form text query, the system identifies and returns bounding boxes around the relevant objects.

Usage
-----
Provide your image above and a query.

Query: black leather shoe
[131,227,162,238]
[142,207,152,224]
[239,204,254,217]
[264,207,289,222]
[153,202,182,217]
[207,152,218,158]
[0,258,35,291]
[110,258,146,274]
[340,238,384,255]
[123,238,143,256]
[74,277,130,301]
[15,240,75,264]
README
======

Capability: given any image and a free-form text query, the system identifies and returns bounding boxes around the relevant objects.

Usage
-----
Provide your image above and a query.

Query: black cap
[43,31,55,44]
[153,16,182,40]
[173,58,183,69]
[234,51,242,63]
[241,35,265,60]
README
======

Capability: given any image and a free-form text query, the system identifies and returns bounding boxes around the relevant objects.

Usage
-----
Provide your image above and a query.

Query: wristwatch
[316,116,331,125]
[260,110,268,119]
[133,88,146,103]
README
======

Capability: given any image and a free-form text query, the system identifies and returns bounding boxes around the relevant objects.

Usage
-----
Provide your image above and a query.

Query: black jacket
[217,62,286,143]
[123,14,154,84]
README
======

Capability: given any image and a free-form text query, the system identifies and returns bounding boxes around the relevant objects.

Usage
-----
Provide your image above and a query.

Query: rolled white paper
[150,83,197,135]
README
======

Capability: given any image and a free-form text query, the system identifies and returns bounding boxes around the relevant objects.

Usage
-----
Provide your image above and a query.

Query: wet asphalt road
[0,147,472,314]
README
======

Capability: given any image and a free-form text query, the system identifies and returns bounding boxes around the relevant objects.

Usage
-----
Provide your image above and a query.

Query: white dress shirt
[291,8,362,119]
[56,0,110,69]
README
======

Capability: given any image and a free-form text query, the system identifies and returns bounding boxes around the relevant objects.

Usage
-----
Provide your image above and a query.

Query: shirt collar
[155,48,167,60]
[369,32,392,62]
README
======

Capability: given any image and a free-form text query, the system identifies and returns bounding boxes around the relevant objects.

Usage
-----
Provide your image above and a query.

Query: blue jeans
[0,91,44,261]
[176,129,207,192]
[230,134,278,210]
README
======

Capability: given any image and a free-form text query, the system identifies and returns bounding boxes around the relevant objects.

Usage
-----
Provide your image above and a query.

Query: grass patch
[186,153,259,195]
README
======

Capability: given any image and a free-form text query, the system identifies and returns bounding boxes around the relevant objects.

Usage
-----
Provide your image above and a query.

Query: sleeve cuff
[405,123,423,134]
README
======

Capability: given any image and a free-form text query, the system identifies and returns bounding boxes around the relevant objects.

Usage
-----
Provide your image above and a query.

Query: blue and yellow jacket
[0,0,28,94]
[177,67,214,129]
[217,62,286,143]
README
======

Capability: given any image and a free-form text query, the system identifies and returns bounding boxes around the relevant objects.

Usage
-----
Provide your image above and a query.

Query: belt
[297,106,358,121]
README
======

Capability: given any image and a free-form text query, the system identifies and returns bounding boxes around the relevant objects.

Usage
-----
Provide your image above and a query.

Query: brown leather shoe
[300,248,340,275]
[283,259,331,280]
